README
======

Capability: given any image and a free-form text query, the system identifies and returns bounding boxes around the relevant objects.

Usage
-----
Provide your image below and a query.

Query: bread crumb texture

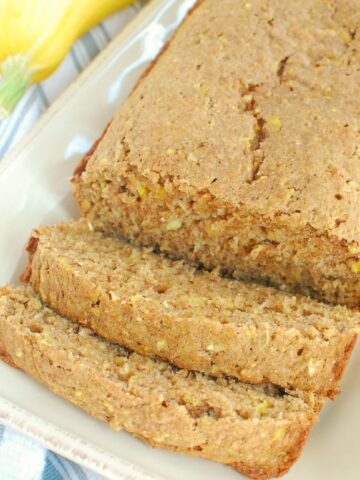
[26,221,359,395]
[0,285,321,479]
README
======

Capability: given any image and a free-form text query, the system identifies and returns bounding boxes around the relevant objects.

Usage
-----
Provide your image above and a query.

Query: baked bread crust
[72,0,360,306]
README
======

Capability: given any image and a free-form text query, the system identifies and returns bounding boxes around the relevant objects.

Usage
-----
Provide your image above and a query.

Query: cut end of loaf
[0,284,320,479]
[20,220,360,396]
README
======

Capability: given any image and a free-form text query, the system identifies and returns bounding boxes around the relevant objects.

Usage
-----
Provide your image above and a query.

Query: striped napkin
[0,3,143,479]
[0,2,143,158]
[0,425,101,480]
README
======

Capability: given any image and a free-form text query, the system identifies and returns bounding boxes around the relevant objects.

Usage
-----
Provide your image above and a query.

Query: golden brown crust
[72,1,203,183]
[130,41,172,96]
[0,348,18,369]
[72,122,111,178]
[130,0,204,92]
[329,334,358,399]
[231,419,315,479]
[19,235,39,283]
[72,154,90,178]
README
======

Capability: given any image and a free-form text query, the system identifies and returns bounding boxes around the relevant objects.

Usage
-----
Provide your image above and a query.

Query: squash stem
[0,55,31,120]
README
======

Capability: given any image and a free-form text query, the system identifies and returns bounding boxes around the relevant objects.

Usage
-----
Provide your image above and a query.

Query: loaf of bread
[72,0,360,306]
[22,221,359,396]
[0,285,322,480]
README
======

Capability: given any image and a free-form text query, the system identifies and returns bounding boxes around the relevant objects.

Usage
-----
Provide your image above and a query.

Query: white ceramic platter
[0,0,359,478]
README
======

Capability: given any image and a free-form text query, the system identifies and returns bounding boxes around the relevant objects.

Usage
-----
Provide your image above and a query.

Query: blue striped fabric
[0,2,144,158]
[0,424,102,480]
[0,3,144,479]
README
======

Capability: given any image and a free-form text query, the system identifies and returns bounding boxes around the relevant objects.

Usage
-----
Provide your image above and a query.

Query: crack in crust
[277,55,290,82]
[241,84,266,183]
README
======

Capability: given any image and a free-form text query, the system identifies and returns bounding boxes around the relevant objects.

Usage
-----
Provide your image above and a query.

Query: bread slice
[72,0,360,307]
[22,221,359,396]
[0,285,321,480]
